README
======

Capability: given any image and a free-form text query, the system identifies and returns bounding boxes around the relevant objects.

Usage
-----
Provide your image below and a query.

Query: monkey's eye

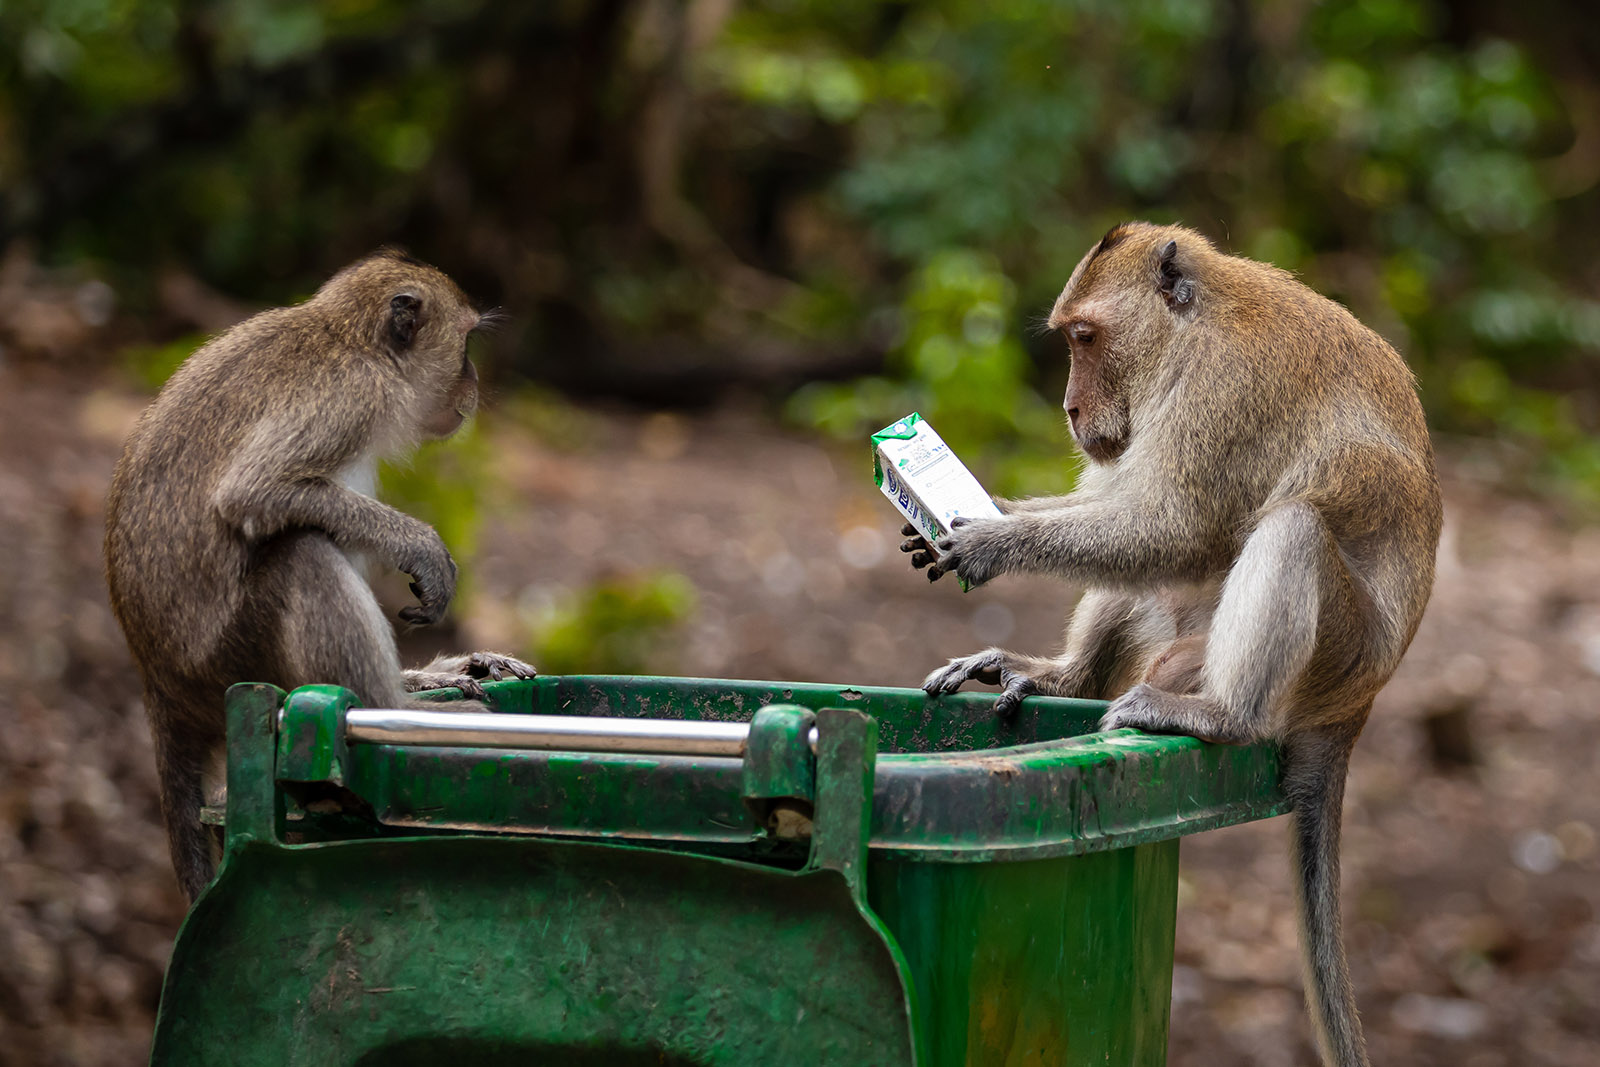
[1069,325,1097,346]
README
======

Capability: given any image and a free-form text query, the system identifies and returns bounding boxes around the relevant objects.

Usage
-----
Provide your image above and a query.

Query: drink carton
[871,413,1002,591]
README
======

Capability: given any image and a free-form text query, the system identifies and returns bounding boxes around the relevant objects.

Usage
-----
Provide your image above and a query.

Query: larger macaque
[908,222,1442,1067]
[106,251,534,902]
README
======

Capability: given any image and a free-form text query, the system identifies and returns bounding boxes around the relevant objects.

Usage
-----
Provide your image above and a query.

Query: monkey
[904,222,1442,1067]
[105,250,536,903]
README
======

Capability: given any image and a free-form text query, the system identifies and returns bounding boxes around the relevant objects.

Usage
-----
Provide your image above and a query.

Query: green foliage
[721,0,1597,497]
[5,0,1599,499]
[527,572,698,676]
[788,248,1072,494]
[1450,358,1600,503]
[0,0,478,291]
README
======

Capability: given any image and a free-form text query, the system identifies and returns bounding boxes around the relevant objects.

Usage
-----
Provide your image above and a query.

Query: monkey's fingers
[934,533,998,587]
[932,542,963,576]
[923,650,1003,694]
[399,597,448,626]
[922,660,969,695]
[992,675,1038,719]
[403,564,455,625]
[900,536,930,554]
[926,565,945,582]
[909,549,935,569]
[464,652,538,681]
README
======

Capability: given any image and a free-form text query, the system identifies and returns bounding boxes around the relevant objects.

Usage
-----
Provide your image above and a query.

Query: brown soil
[1,364,1596,1066]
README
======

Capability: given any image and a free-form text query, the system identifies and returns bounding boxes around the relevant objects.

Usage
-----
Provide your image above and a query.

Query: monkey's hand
[922,648,1038,718]
[929,516,1011,587]
[397,526,457,626]
[900,523,937,571]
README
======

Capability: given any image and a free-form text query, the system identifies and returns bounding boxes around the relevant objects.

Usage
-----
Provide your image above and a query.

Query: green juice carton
[871,413,1002,591]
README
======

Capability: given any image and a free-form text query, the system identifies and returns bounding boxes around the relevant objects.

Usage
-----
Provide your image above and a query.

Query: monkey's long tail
[1285,728,1370,1067]
[148,695,218,904]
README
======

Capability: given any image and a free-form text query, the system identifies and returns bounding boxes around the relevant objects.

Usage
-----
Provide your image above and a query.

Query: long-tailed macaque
[907,222,1442,1067]
[106,250,535,902]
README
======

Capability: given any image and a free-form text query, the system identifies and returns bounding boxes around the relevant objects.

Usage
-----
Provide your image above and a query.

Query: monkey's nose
[1067,407,1080,427]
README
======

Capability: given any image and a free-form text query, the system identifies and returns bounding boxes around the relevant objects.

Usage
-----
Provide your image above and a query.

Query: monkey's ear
[388,293,421,349]
[1155,240,1195,308]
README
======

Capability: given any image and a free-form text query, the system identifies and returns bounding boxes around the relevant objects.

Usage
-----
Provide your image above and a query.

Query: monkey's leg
[404,652,538,699]
[924,588,1140,715]
[1099,501,1348,742]
[265,535,414,707]
[1140,632,1208,694]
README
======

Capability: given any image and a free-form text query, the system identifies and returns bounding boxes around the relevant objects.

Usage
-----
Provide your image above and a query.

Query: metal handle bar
[345,708,818,757]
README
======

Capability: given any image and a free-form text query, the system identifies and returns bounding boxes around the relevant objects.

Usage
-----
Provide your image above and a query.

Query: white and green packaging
[871,413,1001,591]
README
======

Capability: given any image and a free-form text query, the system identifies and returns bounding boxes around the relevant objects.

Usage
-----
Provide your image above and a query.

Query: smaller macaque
[106,250,535,901]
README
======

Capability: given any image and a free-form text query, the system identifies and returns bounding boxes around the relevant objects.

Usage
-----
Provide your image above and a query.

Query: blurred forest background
[2,0,1599,1064]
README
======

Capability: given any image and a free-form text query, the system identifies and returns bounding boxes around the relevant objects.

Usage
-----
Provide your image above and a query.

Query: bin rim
[266,674,1292,864]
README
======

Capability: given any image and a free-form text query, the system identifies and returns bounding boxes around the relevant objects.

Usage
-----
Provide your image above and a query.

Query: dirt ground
[1,362,1597,1066]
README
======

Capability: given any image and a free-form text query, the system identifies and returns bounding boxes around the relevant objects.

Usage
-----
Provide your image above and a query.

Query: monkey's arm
[923,587,1139,712]
[213,426,457,625]
[930,497,1222,587]
[901,495,1086,570]
[993,495,1077,514]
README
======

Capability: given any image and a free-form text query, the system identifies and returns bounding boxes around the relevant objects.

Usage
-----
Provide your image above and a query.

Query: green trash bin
[151,676,1288,1066]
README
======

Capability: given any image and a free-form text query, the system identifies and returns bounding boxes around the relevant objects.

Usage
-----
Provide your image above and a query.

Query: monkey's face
[1049,223,1199,464]
[378,276,484,440]
[315,250,490,440]
[420,346,479,439]
[1061,317,1131,463]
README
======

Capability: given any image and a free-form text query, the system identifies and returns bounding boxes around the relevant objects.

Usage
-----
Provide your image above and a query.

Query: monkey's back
[1222,258,1443,678]
[106,309,334,684]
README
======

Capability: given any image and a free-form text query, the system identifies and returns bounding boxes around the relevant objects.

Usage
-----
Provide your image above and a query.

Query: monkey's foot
[922,648,1037,718]
[1098,684,1255,744]
[403,651,537,700]
[450,651,537,682]
[403,670,490,700]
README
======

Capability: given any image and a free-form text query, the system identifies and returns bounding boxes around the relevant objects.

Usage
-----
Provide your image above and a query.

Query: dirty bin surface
[152,675,1288,1066]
